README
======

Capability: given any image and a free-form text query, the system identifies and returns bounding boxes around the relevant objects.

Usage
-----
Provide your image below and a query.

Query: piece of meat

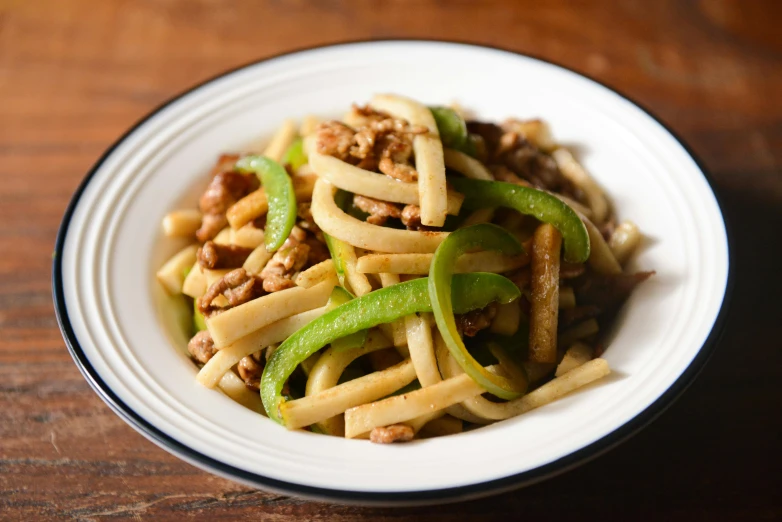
[198,268,263,315]
[196,168,259,242]
[490,164,532,186]
[208,154,241,177]
[315,115,425,178]
[238,354,263,391]
[260,226,310,292]
[466,121,504,159]
[316,121,357,162]
[197,241,254,269]
[370,424,415,444]
[353,195,402,226]
[559,305,602,330]
[188,330,216,364]
[457,304,498,337]
[399,204,435,231]
[378,157,418,182]
[573,271,655,312]
[304,236,330,265]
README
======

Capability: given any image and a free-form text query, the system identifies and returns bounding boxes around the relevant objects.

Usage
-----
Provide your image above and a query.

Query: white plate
[53,41,731,505]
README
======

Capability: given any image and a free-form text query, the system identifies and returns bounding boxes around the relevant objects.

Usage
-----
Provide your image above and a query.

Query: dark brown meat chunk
[197,241,254,270]
[353,195,402,226]
[198,268,263,316]
[370,424,415,444]
[238,354,263,391]
[196,165,260,242]
[188,330,216,364]
[573,271,655,312]
[260,226,310,292]
[315,116,424,179]
[466,121,504,160]
[457,304,498,337]
[400,204,436,231]
[559,305,602,330]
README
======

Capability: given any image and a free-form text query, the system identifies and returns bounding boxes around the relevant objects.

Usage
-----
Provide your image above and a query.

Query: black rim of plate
[52,40,735,506]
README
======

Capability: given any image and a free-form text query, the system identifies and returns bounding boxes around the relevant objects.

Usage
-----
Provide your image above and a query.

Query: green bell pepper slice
[323,232,349,287]
[430,106,468,149]
[326,286,369,352]
[429,224,525,400]
[235,155,296,252]
[449,177,590,263]
[261,273,520,424]
[281,138,308,171]
[193,299,208,333]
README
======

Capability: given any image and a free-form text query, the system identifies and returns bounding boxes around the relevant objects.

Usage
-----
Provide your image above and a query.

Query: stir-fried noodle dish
[157,94,653,443]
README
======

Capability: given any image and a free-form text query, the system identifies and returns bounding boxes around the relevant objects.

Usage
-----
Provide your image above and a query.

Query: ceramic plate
[53,41,731,505]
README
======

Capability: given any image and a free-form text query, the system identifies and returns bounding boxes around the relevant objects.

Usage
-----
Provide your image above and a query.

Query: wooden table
[2,0,780,519]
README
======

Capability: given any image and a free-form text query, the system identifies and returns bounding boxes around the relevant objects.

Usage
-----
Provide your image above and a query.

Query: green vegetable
[449,177,590,263]
[281,138,308,171]
[429,224,525,400]
[323,233,349,287]
[235,155,296,252]
[193,299,207,332]
[261,273,520,424]
[326,286,368,352]
[430,106,469,151]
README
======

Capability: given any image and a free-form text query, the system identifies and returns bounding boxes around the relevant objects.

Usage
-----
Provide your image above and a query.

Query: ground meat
[260,226,310,292]
[316,121,356,162]
[370,424,415,444]
[467,121,581,199]
[573,271,655,312]
[559,305,602,330]
[297,203,321,238]
[353,195,402,225]
[457,304,498,337]
[197,241,254,269]
[238,354,263,391]
[315,115,425,181]
[378,156,418,182]
[490,164,532,187]
[400,204,434,231]
[304,236,330,265]
[196,166,260,242]
[188,330,216,364]
[208,154,241,177]
[466,121,504,159]
[198,268,263,315]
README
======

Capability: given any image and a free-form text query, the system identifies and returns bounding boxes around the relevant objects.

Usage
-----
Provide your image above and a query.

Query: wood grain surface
[2,0,780,520]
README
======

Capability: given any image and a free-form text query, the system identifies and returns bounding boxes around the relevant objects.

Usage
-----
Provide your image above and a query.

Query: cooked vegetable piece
[429,224,525,399]
[281,138,308,171]
[529,223,562,363]
[324,232,372,295]
[235,155,297,251]
[262,273,521,424]
[327,286,369,352]
[193,299,207,332]
[430,106,468,150]
[449,177,590,263]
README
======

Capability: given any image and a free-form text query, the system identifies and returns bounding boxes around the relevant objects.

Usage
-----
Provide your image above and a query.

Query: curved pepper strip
[261,273,520,424]
[430,106,468,150]
[326,286,368,352]
[449,177,590,263]
[429,224,525,400]
[235,155,296,252]
[193,299,208,332]
[429,106,477,157]
[281,138,308,171]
